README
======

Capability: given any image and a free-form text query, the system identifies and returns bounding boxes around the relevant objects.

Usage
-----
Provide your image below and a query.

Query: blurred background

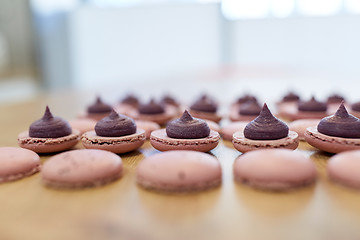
[1,0,360,104]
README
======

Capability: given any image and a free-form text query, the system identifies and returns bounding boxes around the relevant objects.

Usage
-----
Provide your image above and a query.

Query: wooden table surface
[1,92,360,240]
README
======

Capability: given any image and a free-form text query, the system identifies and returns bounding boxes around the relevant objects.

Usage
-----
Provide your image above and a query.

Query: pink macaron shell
[17,130,81,153]
[81,129,146,154]
[205,120,220,132]
[233,149,317,191]
[135,120,161,139]
[69,118,97,134]
[229,109,257,122]
[304,127,360,153]
[41,149,123,188]
[220,121,248,141]
[188,110,222,123]
[0,147,41,183]
[129,107,176,125]
[289,119,320,141]
[136,150,222,192]
[327,150,360,189]
[150,129,220,152]
[232,131,299,153]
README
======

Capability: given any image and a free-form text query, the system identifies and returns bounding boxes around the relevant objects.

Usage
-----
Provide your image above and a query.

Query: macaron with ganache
[85,96,113,121]
[230,98,262,122]
[232,103,299,153]
[115,93,140,115]
[150,110,220,152]
[305,102,360,153]
[18,106,80,153]
[189,94,221,123]
[281,96,328,121]
[82,109,145,154]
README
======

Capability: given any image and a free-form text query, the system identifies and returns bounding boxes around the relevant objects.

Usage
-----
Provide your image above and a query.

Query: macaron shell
[205,120,220,132]
[233,149,317,191]
[81,129,146,154]
[130,106,177,125]
[232,131,299,153]
[327,150,360,189]
[150,129,220,152]
[304,127,360,153]
[136,150,222,192]
[135,120,161,139]
[287,111,328,121]
[188,110,222,123]
[229,110,257,122]
[350,110,360,118]
[17,130,80,153]
[41,149,123,188]
[0,147,41,183]
[220,121,248,141]
[289,119,320,141]
[69,118,97,134]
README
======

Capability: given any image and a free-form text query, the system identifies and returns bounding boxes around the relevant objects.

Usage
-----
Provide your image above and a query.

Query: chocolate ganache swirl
[166,110,210,139]
[190,95,217,113]
[95,109,136,137]
[87,96,112,114]
[282,91,300,102]
[317,102,360,138]
[138,98,165,115]
[244,103,289,140]
[327,94,344,104]
[351,101,360,112]
[161,95,178,106]
[237,94,257,104]
[29,106,72,138]
[298,96,327,112]
[121,94,139,106]
[239,99,261,116]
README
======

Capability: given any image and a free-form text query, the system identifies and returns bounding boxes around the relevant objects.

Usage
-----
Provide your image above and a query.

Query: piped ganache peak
[121,94,139,106]
[166,110,210,139]
[327,94,344,104]
[239,99,261,116]
[82,110,145,154]
[87,96,112,114]
[18,106,80,153]
[95,110,136,137]
[189,95,222,123]
[150,110,220,152]
[232,103,299,153]
[244,104,289,140]
[138,99,165,115]
[298,96,327,112]
[282,92,300,102]
[317,103,360,138]
[29,106,72,138]
[305,103,360,153]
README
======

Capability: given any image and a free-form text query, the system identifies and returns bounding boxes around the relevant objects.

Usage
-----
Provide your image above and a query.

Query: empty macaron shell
[327,150,360,189]
[135,120,161,139]
[0,147,41,183]
[233,149,317,191]
[41,149,123,188]
[289,119,320,141]
[69,118,97,134]
[220,121,248,141]
[136,150,222,192]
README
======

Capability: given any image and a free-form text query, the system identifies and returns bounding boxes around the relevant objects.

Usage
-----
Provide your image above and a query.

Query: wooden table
[1,93,360,240]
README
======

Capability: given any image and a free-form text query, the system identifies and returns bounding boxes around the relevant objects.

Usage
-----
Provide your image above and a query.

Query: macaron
[205,120,220,133]
[220,121,248,141]
[189,94,222,123]
[0,147,41,183]
[350,101,360,118]
[83,96,113,121]
[69,118,97,134]
[229,98,261,122]
[289,119,320,141]
[150,110,220,152]
[41,149,123,188]
[115,93,140,115]
[18,106,80,153]
[327,150,360,189]
[136,150,222,192]
[232,104,299,153]
[305,102,360,153]
[135,120,161,139]
[276,91,300,119]
[82,110,145,154]
[129,98,176,125]
[233,149,317,191]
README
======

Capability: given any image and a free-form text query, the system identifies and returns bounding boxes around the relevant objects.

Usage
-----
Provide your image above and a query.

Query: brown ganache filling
[95,109,136,137]
[298,96,327,112]
[29,106,72,138]
[351,101,360,112]
[161,95,179,106]
[121,94,139,106]
[317,102,360,138]
[190,95,217,113]
[244,103,289,140]
[281,91,300,102]
[138,99,165,115]
[166,110,210,139]
[239,99,261,116]
[327,94,344,104]
[236,94,257,104]
[87,96,112,114]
